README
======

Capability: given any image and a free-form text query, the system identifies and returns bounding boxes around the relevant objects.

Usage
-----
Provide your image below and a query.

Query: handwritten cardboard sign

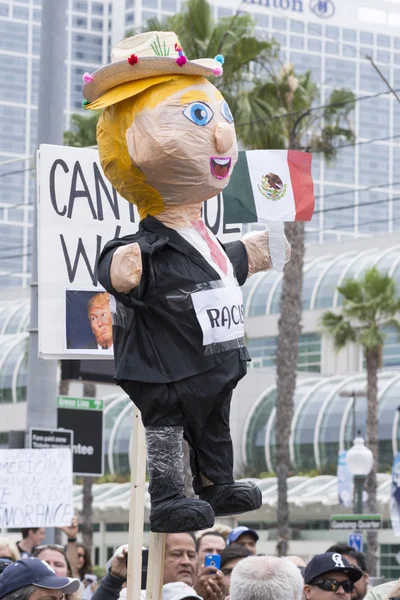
[0,448,74,528]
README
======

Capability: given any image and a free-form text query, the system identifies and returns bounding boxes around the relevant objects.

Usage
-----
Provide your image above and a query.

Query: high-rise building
[1,0,399,288]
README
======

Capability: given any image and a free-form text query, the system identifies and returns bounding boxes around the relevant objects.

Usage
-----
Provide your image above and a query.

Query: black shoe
[199,482,262,517]
[150,497,215,532]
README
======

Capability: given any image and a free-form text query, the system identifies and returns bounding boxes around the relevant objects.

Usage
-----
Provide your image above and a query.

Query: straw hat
[82,31,224,104]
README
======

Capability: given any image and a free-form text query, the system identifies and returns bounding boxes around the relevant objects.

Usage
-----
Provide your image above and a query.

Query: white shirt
[177,226,236,285]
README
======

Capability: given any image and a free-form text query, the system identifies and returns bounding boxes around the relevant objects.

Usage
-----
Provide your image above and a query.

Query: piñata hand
[110,242,143,293]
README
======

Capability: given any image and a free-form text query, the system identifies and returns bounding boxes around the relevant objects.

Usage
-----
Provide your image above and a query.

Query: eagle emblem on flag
[258,173,287,201]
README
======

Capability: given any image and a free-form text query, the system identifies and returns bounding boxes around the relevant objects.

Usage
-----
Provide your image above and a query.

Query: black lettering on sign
[206,308,220,328]
[129,201,136,223]
[67,161,97,220]
[231,305,240,325]
[60,234,102,285]
[204,194,221,235]
[221,306,231,329]
[94,162,120,221]
[49,159,68,216]
[223,222,240,235]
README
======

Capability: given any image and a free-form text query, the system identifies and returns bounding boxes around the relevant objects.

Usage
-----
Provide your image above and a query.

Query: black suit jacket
[97,216,250,383]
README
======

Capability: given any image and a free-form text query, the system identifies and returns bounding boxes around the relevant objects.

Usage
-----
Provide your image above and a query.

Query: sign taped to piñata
[37,144,242,359]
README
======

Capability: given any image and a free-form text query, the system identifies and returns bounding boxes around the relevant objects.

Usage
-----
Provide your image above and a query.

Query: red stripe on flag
[288,150,315,221]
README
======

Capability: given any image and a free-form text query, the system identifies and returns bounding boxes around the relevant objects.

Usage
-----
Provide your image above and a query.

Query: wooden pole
[126,407,147,600]
[146,532,166,600]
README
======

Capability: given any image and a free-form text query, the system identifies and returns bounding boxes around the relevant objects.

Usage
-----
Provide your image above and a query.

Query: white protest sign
[0,448,74,528]
[191,286,245,345]
[38,144,242,359]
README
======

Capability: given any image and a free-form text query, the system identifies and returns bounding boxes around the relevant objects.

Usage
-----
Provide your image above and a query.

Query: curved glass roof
[244,371,400,474]
[242,244,400,316]
[72,473,393,520]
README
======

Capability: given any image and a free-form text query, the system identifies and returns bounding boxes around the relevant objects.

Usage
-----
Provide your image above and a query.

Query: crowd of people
[0,524,398,600]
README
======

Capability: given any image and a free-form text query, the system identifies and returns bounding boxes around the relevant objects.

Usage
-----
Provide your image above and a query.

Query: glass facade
[0,0,109,289]
[247,333,321,372]
[243,244,400,317]
[244,370,400,475]
[1,0,400,291]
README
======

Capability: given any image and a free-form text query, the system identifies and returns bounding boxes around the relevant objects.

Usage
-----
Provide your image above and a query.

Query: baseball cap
[304,553,363,585]
[0,558,80,599]
[227,526,259,546]
[163,582,202,600]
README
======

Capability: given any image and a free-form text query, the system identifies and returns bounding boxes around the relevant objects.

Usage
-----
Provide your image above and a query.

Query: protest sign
[37,144,241,360]
[0,448,74,528]
[38,144,314,359]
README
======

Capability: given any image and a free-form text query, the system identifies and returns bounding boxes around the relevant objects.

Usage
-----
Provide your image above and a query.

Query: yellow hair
[96,75,207,219]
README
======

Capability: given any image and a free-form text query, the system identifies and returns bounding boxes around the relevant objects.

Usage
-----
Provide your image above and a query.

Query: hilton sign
[243,0,303,9]
[242,0,336,19]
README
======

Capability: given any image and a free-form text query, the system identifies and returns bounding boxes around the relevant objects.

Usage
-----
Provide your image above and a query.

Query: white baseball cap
[162,582,202,600]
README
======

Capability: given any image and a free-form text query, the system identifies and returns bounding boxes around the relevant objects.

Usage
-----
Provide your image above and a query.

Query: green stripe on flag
[223,151,257,224]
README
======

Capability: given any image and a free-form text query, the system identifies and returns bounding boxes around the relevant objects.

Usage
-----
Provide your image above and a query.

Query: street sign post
[348,533,363,552]
[57,396,104,476]
[30,427,73,450]
[330,514,382,531]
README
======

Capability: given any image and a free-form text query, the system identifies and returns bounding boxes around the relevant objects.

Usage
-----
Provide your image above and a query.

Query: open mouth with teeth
[210,156,232,180]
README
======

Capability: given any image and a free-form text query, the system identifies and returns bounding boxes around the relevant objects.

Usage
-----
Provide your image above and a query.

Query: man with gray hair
[230,555,304,600]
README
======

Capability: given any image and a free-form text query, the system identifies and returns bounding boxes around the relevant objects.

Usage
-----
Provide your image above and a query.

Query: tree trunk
[81,381,96,553]
[55,378,70,545]
[275,221,305,557]
[365,348,380,576]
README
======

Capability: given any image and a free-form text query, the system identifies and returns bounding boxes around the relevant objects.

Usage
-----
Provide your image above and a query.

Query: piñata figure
[83,31,290,533]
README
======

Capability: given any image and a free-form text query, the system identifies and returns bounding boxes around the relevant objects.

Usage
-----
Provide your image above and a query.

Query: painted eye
[221,100,234,124]
[183,102,214,126]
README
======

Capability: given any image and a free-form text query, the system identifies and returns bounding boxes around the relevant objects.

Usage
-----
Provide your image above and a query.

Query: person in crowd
[326,545,369,600]
[164,533,224,600]
[227,526,258,555]
[0,557,80,600]
[17,528,45,559]
[287,556,307,578]
[93,533,225,600]
[91,545,128,600]
[363,578,398,600]
[82,574,98,600]
[230,555,303,600]
[304,552,363,600]
[202,525,232,542]
[57,517,80,580]
[196,531,226,570]
[33,545,73,579]
[77,543,94,582]
[33,545,81,600]
[0,538,20,562]
[162,582,202,600]
[219,544,252,595]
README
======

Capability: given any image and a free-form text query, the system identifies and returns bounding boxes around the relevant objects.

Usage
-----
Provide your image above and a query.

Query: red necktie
[191,220,227,275]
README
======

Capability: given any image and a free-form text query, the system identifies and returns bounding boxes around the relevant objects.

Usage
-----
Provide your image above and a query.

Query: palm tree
[321,267,400,575]
[64,113,100,148]
[237,62,355,558]
[145,0,278,102]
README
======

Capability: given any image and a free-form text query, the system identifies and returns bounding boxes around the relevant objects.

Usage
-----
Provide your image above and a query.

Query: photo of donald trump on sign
[65,289,114,354]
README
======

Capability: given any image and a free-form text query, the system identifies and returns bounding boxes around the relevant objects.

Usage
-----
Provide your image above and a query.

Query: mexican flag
[223,149,315,224]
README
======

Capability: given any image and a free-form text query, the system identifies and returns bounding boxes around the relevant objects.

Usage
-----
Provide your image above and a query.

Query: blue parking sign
[348,533,363,552]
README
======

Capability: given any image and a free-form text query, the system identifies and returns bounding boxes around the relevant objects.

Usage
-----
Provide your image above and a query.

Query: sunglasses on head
[35,544,66,552]
[312,579,354,593]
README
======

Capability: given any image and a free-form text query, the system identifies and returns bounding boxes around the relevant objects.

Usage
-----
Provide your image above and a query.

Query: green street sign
[57,396,104,411]
[330,514,381,531]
